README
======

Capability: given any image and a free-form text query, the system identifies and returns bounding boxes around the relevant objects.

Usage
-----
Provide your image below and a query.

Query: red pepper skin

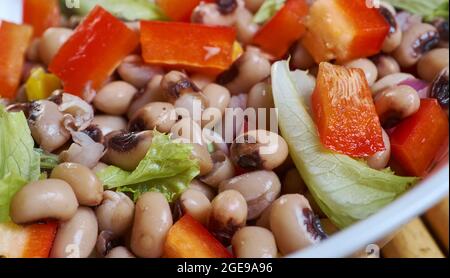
[312,62,385,157]
[390,99,449,177]
[140,21,236,75]
[252,0,309,58]
[0,21,33,99]
[49,6,139,97]
[23,0,60,37]
[164,214,233,258]
[156,0,214,22]
[302,0,390,63]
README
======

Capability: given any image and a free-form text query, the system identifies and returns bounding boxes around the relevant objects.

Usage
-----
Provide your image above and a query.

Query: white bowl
[2,0,448,258]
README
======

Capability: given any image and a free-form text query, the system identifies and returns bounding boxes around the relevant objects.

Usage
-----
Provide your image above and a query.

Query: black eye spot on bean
[128,117,147,132]
[108,131,141,152]
[168,79,200,99]
[303,208,328,241]
[216,0,238,14]
[430,68,449,109]
[434,19,449,42]
[82,125,104,143]
[48,90,63,105]
[412,31,440,58]
[379,6,397,34]
[28,101,42,122]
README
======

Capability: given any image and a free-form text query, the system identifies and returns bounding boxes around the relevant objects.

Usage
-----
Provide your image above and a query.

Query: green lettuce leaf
[253,0,286,24]
[271,61,418,228]
[385,0,449,21]
[97,132,199,202]
[67,0,167,21]
[0,106,40,222]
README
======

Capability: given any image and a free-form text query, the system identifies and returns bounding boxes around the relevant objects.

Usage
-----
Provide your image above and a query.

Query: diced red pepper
[164,214,233,258]
[312,62,385,157]
[252,0,309,58]
[0,21,33,99]
[23,0,60,37]
[49,6,139,97]
[0,221,58,258]
[141,21,236,75]
[156,0,213,22]
[390,99,449,177]
[302,0,389,63]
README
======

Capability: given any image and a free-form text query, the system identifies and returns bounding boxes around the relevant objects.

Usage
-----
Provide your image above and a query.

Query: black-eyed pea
[94,81,138,116]
[231,226,278,258]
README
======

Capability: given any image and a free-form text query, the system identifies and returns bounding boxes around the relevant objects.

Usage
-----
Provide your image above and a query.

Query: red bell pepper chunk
[49,6,139,97]
[23,0,60,37]
[252,0,309,58]
[164,214,233,258]
[156,0,213,22]
[390,99,449,177]
[312,62,385,157]
[0,21,33,99]
[0,221,58,258]
[302,0,389,63]
[141,21,236,75]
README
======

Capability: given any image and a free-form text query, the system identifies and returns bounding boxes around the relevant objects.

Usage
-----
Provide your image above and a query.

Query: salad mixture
[0,0,449,258]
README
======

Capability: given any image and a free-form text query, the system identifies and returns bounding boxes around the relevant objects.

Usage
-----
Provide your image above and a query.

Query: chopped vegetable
[25,68,61,101]
[253,0,286,24]
[97,132,200,202]
[390,99,449,177]
[74,0,167,21]
[156,0,212,22]
[49,6,139,97]
[385,0,449,21]
[252,0,308,58]
[312,62,385,157]
[163,214,233,258]
[35,148,60,170]
[272,60,417,228]
[0,106,40,222]
[141,21,236,75]
[23,0,60,37]
[0,221,58,258]
[0,21,33,99]
[302,0,390,63]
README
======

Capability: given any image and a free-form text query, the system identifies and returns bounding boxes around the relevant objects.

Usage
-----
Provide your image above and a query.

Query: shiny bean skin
[374,85,420,125]
[371,73,414,96]
[50,207,98,258]
[128,102,176,133]
[94,81,138,116]
[170,118,204,145]
[343,59,378,86]
[51,163,103,206]
[393,23,440,68]
[231,226,278,258]
[189,180,217,201]
[191,143,214,176]
[203,83,231,118]
[372,55,400,79]
[379,2,402,53]
[10,179,78,224]
[130,192,173,258]
[367,129,391,170]
[117,55,163,89]
[247,81,275,130]
[92,115,127,136]
[270,194,324,255]
[39,27,73,65]
[105,247,136,258]
[219,170,281,220]
[127,75,167,119]
[96,191,135,237]
[208,190,248,244]
[417,48,450,82]
[178,189,212,225]
[219,47,271,95]
[231,130,289,171]
[201,151,235,188]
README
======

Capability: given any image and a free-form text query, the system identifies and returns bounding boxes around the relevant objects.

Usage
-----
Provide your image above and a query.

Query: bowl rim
[289,160,449,258]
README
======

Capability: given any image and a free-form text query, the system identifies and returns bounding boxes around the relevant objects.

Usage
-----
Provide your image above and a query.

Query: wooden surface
[381,197,449,258]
